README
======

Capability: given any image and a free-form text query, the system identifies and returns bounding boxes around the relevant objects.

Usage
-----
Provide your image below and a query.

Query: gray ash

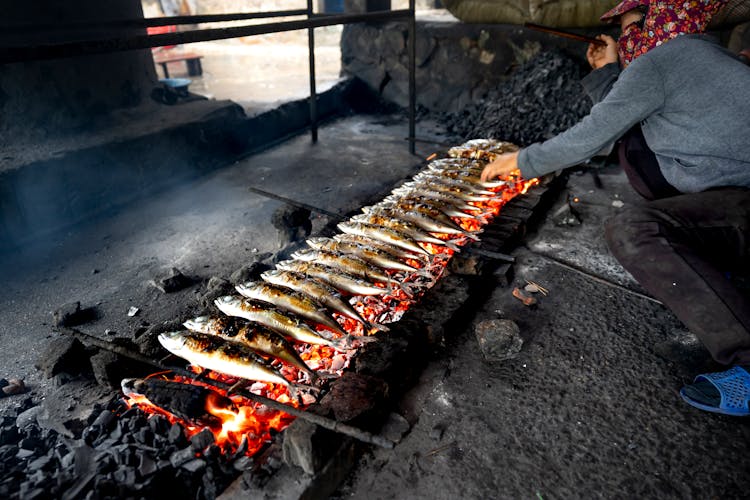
[441,50,593,146]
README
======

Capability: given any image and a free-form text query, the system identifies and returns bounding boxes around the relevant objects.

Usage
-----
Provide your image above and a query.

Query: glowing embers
[123,138,537,459]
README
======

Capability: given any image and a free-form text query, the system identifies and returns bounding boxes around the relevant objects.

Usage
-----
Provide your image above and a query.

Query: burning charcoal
[147,414,170,436]
[190,428,215,452]
[168,423,188,447]
[204,443,221,461]
[170,447,197,468]
[81,425,101,446]
[182,458,207,474]
[35,337,91,378]
[232,436,248,460]
[232,456,252,472]
[53,301,97,327]
[151,267,194,293]
[475,319,524,363]
[92,410,116,431]
[135,428,154,447]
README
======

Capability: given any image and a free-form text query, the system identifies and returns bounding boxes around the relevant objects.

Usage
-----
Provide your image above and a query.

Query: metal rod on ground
[0,9,412,63]
[307,0,318,143]
[247,186,346,220]
[57,326,396,449]
[529,250,663,305]
[407,0,416,155]
[464,246,515,263]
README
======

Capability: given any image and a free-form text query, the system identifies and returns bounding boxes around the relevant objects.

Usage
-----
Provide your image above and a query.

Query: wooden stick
[57,326,396,449]
[524,23,607,46]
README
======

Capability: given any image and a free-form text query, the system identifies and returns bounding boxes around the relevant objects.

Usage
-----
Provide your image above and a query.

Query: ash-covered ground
[1,49,748,498]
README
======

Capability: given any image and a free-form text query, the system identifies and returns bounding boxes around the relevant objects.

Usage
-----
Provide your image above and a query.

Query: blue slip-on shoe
[680,366,750,416]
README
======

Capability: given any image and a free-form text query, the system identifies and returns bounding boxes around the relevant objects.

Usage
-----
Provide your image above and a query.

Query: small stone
[151,267,193,293]
[475,319,524,362]
[127,307,140,317]
[53,302,95,327]
[233,456,252,471]
[15,406,41,429]
[381,413,410,443]
[612,200,625,208]
[35,337,90,378]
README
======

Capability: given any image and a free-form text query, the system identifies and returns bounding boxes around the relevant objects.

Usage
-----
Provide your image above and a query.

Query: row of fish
[157,139,516,399]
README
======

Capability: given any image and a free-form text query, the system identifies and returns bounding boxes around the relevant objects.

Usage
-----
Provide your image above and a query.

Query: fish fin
[445,240,462,252]
[366,321,390,333]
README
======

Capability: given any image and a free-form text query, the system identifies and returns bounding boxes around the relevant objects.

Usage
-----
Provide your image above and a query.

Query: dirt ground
[332,164,750,498]
[1,113,748,497]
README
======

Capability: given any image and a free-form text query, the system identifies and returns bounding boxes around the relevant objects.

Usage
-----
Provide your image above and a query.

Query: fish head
[183,315,213,333]
[158,331,188,352]
[236,281,261,296]
[214,295,242,309]
[305,237,329,249]
[261,269,283,280]
[291,248,315,260]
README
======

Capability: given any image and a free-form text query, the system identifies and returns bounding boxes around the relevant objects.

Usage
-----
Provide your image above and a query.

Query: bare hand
[586,35,618,70]
[481,151,520,182]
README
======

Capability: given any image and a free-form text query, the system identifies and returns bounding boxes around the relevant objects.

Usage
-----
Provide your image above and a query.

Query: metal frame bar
[0,8,416,152]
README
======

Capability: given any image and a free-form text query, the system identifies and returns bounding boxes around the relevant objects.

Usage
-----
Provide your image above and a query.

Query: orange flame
[124,148,539,459]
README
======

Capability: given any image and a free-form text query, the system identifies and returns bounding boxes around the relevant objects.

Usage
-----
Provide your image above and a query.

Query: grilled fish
[291,248,393,284]
[214,295,346,350]
[413,172,500,195]
[350,213,460,251]
[158,331,303,398]
[183,315,316,381]
[275,260,389,296]
[332,233,430,262]
[383,193,482,216]
[337,221,430,256]
[394,181,493,202]
[362,205,477,239]
[307,237,421,273]
[261,269,382,331]
[424,167,506,188]
[236,281,347,336]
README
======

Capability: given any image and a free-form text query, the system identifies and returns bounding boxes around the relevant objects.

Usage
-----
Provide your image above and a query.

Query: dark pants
[605,129,750,365]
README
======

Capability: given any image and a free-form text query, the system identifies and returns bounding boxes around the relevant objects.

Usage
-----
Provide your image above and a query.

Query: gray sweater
[517,35,750,193]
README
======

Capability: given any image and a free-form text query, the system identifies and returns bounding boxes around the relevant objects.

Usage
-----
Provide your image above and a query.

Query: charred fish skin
[157,331,295,391]
[184,315,245,337]
[332,233,429,262]
[185,314,316,381]
[214,295,341,348]
[261,269,373,327]
[413,172,498,195]
[337,221,430,256]
[307,237,420,273]
[292,248,393,284]
[363,205,470,236]
[235,281,347,337]
[383,192,482,216]
[351,213,457,250]
[275,260,390,296]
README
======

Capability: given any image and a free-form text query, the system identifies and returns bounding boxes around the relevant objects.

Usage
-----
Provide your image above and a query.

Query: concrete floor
[1,113,748,497]
[0,113,447,415]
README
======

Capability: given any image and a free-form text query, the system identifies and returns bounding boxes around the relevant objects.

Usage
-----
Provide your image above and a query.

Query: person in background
[481,0,750,416]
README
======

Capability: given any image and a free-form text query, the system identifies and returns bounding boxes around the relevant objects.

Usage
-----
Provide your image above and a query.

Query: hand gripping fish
[183,315,318,382]
[158,331,312,400]
[235,281,348,337]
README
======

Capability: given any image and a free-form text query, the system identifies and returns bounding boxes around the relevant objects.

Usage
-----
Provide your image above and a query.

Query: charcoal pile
[0,399,247,500]
[441,50,593,146]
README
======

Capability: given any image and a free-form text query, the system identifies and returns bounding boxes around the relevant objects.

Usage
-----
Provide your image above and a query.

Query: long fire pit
[0,139,560,499]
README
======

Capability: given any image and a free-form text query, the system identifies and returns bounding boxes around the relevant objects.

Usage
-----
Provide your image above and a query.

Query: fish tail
[365,320,390,333]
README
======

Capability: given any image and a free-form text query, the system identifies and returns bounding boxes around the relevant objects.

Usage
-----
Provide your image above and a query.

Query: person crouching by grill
[482,0,750,416]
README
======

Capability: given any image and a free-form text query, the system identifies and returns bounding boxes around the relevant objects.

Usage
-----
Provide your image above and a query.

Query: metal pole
[407,0,416,155]
[0,10,412,63]
[307,0,318,143]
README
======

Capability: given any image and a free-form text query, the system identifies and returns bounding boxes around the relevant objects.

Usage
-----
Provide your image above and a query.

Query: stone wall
[341,15,610,113]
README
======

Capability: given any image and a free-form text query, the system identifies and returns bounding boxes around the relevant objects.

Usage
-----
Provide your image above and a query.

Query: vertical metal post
[307,0,318,143]
[407,0,416,154]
